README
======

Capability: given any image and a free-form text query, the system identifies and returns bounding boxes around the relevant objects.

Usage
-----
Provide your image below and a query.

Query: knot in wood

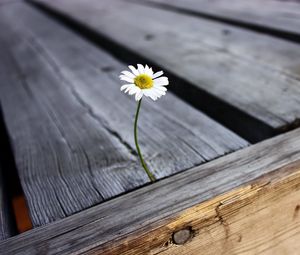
[145,34,154,40]
[172,228,193,245]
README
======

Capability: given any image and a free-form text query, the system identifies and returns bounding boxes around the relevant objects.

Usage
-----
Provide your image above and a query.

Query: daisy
[120,64,169,101]
[119,64,169,182]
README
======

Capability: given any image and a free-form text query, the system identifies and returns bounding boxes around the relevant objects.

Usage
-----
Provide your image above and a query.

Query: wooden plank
[1,126,300,254]
[31,0,300,142]
[0,2,247,227]
[141,0,300,40]
[0,163,16,240]
[158,173,300,255]
[0,0,23,6]
[0,108,17,240]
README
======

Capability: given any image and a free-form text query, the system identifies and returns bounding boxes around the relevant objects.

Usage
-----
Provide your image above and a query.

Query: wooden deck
[0,0,300,254]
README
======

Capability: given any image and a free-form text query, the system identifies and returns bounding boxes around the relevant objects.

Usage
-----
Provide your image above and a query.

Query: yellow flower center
[134,74,153,89]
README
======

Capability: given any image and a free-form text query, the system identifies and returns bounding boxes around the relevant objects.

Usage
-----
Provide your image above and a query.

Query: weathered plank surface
[142,166,300,255]
[0,2,247,227]
[0,163,15,240]
[0,0,23,6]
[0,107,17,240]
[1,125,300,254]
[143,0,300,40]
[32,0,300,140]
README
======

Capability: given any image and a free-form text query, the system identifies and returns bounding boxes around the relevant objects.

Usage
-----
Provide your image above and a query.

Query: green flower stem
[134,98,156,182]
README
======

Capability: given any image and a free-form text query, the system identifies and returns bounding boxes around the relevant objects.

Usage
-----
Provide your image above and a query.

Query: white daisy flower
[120,64,169,101]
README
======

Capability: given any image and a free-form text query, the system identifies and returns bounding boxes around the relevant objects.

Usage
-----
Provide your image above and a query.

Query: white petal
[154,85,167,92]
[145,65,149,73]
[121,71,135,79]
[150,93,159,100]
[142,89,152,97]
[152,71,163,79]
[125,84,135,93]
[154,77,169,86]
[135,90,143,101]
[151,87,166,99]
[148,67,154,76]
[128,65,139,76]
[127,86,135,95]
[144,65,154,77]
[120,75,134,83]
[148,94,157,101]
[137,64,145,74]
[152,88,165,97]
[129,86,140,95]
[143,89,157,101]
[155,88,166,95]
[144,65,151,76]
[120,84,132,91]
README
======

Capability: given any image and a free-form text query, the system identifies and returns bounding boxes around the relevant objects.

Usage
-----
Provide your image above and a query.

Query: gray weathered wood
[143,0,300,39]
[1,124,300,254]
[0,2,247,227]
[33,0,300,135]
[0,163,15,240]
[0,0,23,6]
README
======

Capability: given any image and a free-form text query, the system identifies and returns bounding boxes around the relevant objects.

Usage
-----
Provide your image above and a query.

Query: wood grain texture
[1,127,300,254]
[0,164,15,240]
[0,0,23,6]
[142,0,300,40]
[33,0,300,132]
[131,164,300,255]
[0,2,246,227]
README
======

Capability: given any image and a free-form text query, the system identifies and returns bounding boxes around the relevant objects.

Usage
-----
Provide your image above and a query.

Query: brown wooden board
[32,0,300,142]
[141,0,300,41]
[1,125,300,254]
[0,2,247,227]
